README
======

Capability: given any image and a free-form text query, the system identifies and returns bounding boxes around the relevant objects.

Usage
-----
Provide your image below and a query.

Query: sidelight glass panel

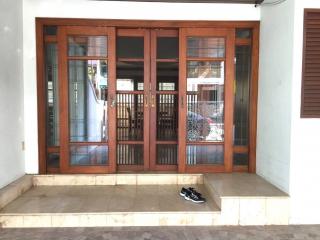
[233,153,249,166]
[186,145,223,165]
[44,26,57,36]
[157,62,178,91]
[117,37,144,59]
[236,29,252,39]
[187,37,225,58]
[117,144,143,165]
[157,37,179,59]
[45,43,59,146]
[156,145,177,165]
[70,145,108,166]
[117,61,144,90]
[68,60,108,142]
[68,36,107,57]
[234,45,251,146]
[186,61,224,142]
[47,153,59,168]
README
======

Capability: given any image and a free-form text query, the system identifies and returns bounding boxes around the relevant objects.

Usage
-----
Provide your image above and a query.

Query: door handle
[110,95,116,108]
[181,96,184,108]
[151,94,155,108]
[145,94,148,107]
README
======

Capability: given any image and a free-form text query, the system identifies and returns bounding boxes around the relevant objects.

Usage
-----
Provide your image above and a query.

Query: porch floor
[0,185,218,214]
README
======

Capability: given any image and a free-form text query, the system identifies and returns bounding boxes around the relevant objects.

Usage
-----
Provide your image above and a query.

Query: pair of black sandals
[179,187,206,203]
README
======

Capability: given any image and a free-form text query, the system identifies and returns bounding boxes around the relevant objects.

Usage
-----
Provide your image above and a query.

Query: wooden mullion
[47,147,60,153]
[248,23,259,173]
[67,56,108,60]
[44,35,57,43]
[58,26,69,173]
[186,57,226,62]
[117,58,144,62]
[108,27,117,173]
[149,30,157,170]
[235,38,252,46]
[36,20,47,174]
[178,28,187,173]
[233,145,249,153]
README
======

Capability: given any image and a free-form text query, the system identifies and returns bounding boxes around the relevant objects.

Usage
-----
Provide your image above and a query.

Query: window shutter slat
[301,10,320,118]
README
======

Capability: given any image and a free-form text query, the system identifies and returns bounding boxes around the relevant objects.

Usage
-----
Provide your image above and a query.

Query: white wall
[0,0,25,188]
[289,0,320,224]
[23,0,260,173]
[257,0,295,193]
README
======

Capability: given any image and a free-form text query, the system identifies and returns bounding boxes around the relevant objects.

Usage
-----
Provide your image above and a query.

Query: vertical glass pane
[117,93,144,141]
[68,36,107,57]
[157,37,179,59]
[70,145,108,166]
[157,94,178,141]
[117,37,144,58]
[157,145,177,165]
[157,62,178,91]
[187,61,224,142]
[187,37,225,58]
[69,60,108,142]
[234,46,251,146]
[47,153,59,168]
[117,144,143,165]
[45,43,59,146]
[117,61,144,90]
[236,29,252,39]
[44,26,57,36]
[186,145,223,165]
[233,153,248,166]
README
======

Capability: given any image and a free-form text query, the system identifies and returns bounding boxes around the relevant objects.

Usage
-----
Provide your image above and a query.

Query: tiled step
[33,174,203,186]
[203,173,290,225]
[0,185,220,228]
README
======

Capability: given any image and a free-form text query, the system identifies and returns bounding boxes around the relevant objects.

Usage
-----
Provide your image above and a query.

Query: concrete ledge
[33,174,203,186]
[0,175,33,210]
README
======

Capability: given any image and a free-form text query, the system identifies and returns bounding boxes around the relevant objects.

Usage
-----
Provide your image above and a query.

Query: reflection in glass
[187,37,225,58]
[69,60,108,142]
[157,62,178,91]
[117,93,144,141]
[117,37,144,59]
[70,145,108,166]
[68,36,107,57]
[117,144,143,165]
[45,43,59,146]
[157,145,177,165]
[187,61,224,142]
[47,153,59,168]
[117,61,144,90]
[157,37,179,59]
[233,153,248,166]
[186,145,223,165]
[234,46,251,146]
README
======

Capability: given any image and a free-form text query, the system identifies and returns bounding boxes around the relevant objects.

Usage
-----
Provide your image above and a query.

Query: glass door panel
[116,30,148,171]
[179,28,235,173]
[59,26,116,173]
[150,30,179,170]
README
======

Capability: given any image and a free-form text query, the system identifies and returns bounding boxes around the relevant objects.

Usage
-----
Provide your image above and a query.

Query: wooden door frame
[149,29,179,171]
[115,29,150,172]
[58,26,116,173]
[36,18,259,174]
[178,28,235,173]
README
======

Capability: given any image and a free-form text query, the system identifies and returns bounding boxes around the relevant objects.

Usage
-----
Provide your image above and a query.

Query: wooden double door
[57,26,235,173]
